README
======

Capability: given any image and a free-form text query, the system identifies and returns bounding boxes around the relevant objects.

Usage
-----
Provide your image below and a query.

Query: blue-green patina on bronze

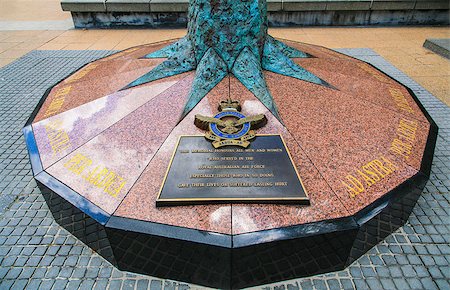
[125,0,330,121]
[182,48,228,118]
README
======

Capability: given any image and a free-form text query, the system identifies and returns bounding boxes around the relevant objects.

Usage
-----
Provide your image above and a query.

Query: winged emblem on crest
[194,99,267,148]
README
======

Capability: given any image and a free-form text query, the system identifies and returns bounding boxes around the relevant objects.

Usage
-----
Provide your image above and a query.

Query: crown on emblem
[218,99,241,112]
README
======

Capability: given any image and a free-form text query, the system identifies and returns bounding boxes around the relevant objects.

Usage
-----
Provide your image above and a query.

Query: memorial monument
[24,0,437,288]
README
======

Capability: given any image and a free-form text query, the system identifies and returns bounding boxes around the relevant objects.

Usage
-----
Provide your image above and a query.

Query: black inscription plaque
[156,135,309,206]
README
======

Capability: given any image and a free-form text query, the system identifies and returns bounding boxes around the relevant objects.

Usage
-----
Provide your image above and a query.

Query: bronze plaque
[156,135,309,206]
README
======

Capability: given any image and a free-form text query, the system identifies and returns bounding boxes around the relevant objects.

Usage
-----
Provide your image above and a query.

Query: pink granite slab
[33,40,178,123]
[282,40,354,60]
[33,79,180,169]
[63,58,163,86]
[229,78,351,234]
[264,65,430,172]
[34,66,159,122]
[114,77,233,234]
[98,45,152,62]
[45,73,195,214]
[265,71,427,214]
[295,58,395,83]
[295,59,429,123]
[100,40,176,62]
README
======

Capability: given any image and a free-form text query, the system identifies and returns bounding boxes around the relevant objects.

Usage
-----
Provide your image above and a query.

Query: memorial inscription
[66,64,98,84]
[64,153,127,198]
[44,119,72,154]
[43,85,72,118]
[390,118,418,159]
[341,155,397,198]
[156,135,309,206]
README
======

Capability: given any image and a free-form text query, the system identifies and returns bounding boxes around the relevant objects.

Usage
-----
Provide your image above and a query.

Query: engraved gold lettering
[342,156,397,198]
[64,153,92,175]
[251,164,264,169]
[275,181,288,186]
[174,140,296,193]
[356,169,376,187]
[43,86,72,117]
[391,139,413,158]
[89,167,110,186]
[64,153,127,198]
[44,119,72,154]
[97,171,116,189]
[105,176,126,198]
[191,183,205,187]
[357,63,390,82]
[361,164,381,182]
[390,118,417,159]
[342,175,364,198]
[66,64,99,84]
[389,88,414,113]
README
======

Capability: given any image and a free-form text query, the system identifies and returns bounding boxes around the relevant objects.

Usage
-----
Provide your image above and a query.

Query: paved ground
[0,48,448,289]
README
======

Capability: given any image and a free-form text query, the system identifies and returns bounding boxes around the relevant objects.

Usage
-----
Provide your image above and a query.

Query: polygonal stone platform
[23,40,437,288]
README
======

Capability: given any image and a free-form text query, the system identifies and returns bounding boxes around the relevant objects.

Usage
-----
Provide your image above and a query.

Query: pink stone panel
[62,58,162,86]
[229,78,350,234]
[283,40,354,60]
[266,72,426,214]
[34,66,158,122]
[115,78,232,234]
[33,40,177,123]
[296,58,429,123]
[99,40,176,62]
[296,58,395,83]
[33,79,180,169]
[45,73,195,214]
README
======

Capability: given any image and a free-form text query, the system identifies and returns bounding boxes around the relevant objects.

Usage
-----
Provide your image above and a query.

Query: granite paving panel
[32,41,178,123]
[229,77,350,234]
[33,66,157,122]
[45,73,195,214]
[266,71,429,214]
[283,40,354,61]
[33,79,179,169]
[115,77,233,234]
[61,58,162,87]
[99,41,176,62]
[296,59,429,124]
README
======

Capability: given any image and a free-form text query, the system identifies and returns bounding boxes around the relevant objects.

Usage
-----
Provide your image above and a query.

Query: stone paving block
[59,267,74,278]
[54,279,69,289]
[66,280,83,289]
[108,280,123,289]
[423,38,450,59]
[30,267,45,279]
[0,280,14,289]
[415,0,449,10]
[326,0,371,10]
[150,0,188,12]
[106,0,150,12]
[283,0,327,11]
[61,0,107,12]
[26,279,41,289]
[267,0,282,11]
[421,278,439,290]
